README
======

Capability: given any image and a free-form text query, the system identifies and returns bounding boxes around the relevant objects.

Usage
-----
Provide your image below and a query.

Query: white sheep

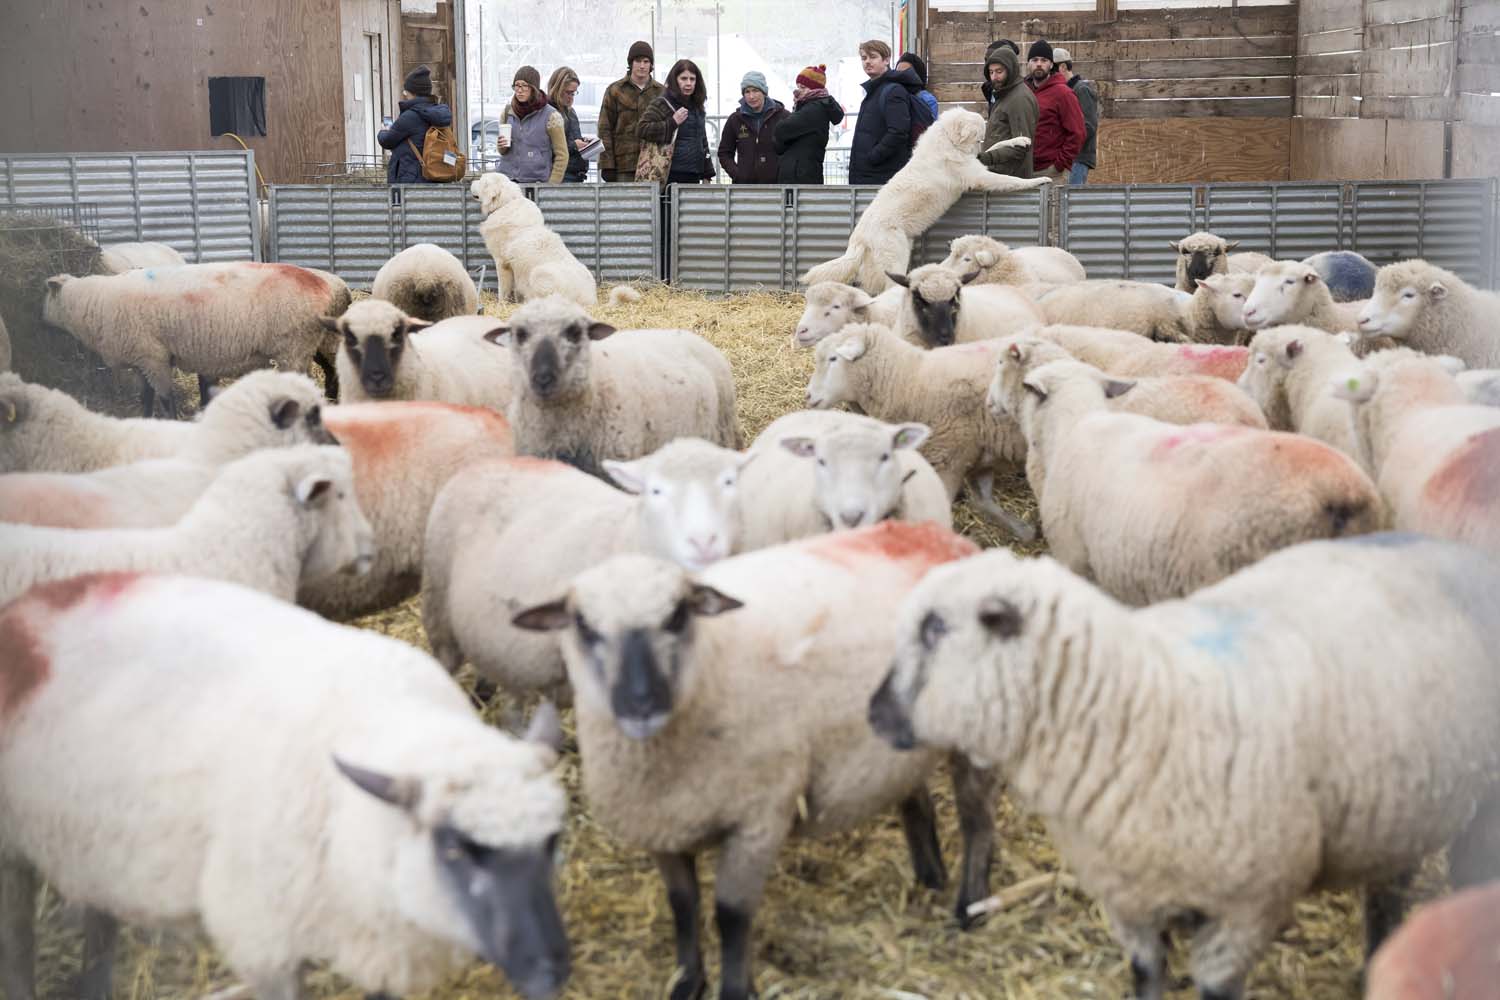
[329,299,513,413]
[793,282,904,348]
[870,534,1500,1000]
[800,109,1049,293]
[472,173,596,306]
[738,410,952,547]
[0,573,569,1000]
[1457,369,1500,406]
[940,235,1085,286]
[989,358,1381,604]
[1170,231,1236,291]
[421,440,752,699]
[1229,249,1275,273]
[42,262,349,415]
[1243,260,1365,334]
[371,242,480,321]
[1027,325,1250,381]
[1182,272,1255,345]
[1237,325,1366,456]
[1332,352,1500,555]
[511,522,1001,1000]
[887,264,1043,349]
[0,369,334,475]
[1032,280,1193,343]
[501,296,739,475]
[95,241,187,274]
[1355,259,1500,369]
[0,445,373,607]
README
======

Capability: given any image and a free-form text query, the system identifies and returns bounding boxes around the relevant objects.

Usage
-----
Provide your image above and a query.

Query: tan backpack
[408,124,467,182]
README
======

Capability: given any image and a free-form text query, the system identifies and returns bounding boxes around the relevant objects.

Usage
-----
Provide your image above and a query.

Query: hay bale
[0,210,146,417]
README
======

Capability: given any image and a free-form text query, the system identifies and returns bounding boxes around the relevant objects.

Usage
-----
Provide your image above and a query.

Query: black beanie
[627,40,654,66]
[1027,39,1054,63]
[898,51,928,85]
[403,65,433,96]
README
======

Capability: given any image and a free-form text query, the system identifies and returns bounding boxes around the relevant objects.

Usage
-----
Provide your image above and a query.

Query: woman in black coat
[377,65,454,184]
[773,65,845,185]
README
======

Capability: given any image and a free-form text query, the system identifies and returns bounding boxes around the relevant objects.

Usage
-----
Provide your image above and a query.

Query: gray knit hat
[740,70,768,95]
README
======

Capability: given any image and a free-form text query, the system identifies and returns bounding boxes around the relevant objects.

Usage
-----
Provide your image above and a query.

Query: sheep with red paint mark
[0,370,332,476]
[41,261,349,416]
[421,441,752,700]
[869,534,1500,1000]
[1333,350,1500,556]
[0,573,570,1000]
[370,242,479,322]
[991,357,1382,604]
[1356,258,1500,369]
[940,235,1086,287]
[1243,260,1366,335]
[511,521,998,1000]
[1024,325,1251,381]
[0,445,373,607]
[329,299,514,413]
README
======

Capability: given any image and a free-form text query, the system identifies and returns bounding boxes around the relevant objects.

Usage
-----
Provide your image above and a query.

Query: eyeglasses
[512,82,532,92]
[563,87,579,96]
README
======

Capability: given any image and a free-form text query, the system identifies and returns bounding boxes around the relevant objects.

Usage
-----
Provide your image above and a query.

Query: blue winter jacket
[849,67,923,184]
[378,98,454,184]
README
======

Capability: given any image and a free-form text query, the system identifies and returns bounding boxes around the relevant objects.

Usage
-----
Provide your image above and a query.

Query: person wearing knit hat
[496,64,569,184]
[774,64,844,183]
[897,51,940,121]
[597,41,664,181]
[718,69,789,183]
[1025,38,1086,184]
[378,64,454,184]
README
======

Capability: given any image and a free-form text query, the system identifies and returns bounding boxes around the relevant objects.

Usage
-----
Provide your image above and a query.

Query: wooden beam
[1110,96,1292,116]
[1097,0,1118,25]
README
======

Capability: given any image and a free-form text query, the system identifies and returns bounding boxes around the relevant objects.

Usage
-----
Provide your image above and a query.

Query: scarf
[512,91,548,119]
[794,87,831,109]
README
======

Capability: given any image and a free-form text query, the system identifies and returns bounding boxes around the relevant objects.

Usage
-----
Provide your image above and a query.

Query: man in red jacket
[1024,39,1086,183]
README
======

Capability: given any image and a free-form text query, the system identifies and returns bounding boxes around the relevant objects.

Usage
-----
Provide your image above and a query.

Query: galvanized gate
[267,182,660,289]
[0,151,261,262]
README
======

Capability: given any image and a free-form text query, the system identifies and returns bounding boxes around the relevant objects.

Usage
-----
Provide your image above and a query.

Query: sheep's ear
[975,250,996,268]
[512,597,572,632]
[295,474,333,507]
[686,583,744,617]
[960,269,982,285]
[779,436,817,458]
[45,275,69,292]
[481,324,510,346]
[1021,375,1048,402]
[402,318,433,335]
[1007,341,1027,363]
[603,458,647,493]
[1281,339,1304,364]
[1428,281,1448,300]
[1168,240,1181,252]
[270,397,302,429]
[523,700,566,759]
[977,596,1023,639]
[587,322,616,341]
[1303,272,1320,285]
[1435,354,1466,375]
[333,757,421,812]
[892,422,930,450]
[886,271,910,288]
[834,336,867,362]
[1102,378,1135,399]
[1330,369,1378,403]
[319,315,342,333]
[1225,240,1241,252]
[847,288,876,310]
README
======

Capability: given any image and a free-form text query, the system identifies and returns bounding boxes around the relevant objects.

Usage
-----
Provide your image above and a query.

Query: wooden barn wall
[341,0,404,164]
[925,6,1298,182]
[0,0,345,185]
[402,1,459,107]
[1292,0,1500,179]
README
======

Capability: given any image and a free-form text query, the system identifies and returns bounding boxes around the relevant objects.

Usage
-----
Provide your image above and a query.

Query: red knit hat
[796,64,828,90]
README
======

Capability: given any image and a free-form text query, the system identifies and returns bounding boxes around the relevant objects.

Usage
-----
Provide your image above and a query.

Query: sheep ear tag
[295,476,333,506]
[2,399,15,424]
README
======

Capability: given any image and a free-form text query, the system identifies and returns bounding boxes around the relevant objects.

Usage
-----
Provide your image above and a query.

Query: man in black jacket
[1053,47,1099,184]
[377,66,453,184]
[848,39,923,185]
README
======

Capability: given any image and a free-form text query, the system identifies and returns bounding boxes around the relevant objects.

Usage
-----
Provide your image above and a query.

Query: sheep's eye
[1232,293,1243,300]
[919,610,947,650]
[575,613,602,647]
[649,485,664,497]
[664,601,691,634]
[1284,279,1295,286]
[880,452,891,463]
[830,303,840,310]
[816,457,827,467]
[514,328,530,345]
[1402,291,1416,299]
[343,332,357,348]
[563,324,583,343]
[720,475,736,490]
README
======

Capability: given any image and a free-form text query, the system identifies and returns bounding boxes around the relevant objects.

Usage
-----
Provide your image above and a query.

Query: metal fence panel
[267,182,659,289]
[0,151,258,262]
[1058,186,1197,283]
[1350,180,1496,287]
[1201,183,1345,262]
[671,185,1049,293]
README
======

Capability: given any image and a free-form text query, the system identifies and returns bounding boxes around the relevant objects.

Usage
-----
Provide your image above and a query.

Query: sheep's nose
[839,509,865,528]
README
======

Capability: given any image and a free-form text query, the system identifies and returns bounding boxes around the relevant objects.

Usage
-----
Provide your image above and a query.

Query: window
[208,76,267,137]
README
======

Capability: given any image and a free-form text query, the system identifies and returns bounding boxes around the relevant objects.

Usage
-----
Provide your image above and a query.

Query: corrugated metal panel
[1350,180,1495,287]
[0,151,258,262]
[1059,185,1197,283]
[267,182,660,289]
[671,185,1049,292]
[1201,183,1344,262]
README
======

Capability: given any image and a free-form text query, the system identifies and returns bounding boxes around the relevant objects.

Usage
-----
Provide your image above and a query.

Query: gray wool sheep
[1033,280,1194,343]
[329,299,513,413]
[887,264,1043,349]
[512,522,999,1000]
[990,358,1382,604]
[0,370,334,475]
[1170,231,1236,291]
[501,296,740,475]
[0,573,569,1000]
[1243,260,1365,334]
[371,242,480,321]
[0,445,373,606]
[42,262,349,416]
[870,535,1500,1000]
[793,282,904,348]
[1303,249,1377,302]
[1356,258,1500,369]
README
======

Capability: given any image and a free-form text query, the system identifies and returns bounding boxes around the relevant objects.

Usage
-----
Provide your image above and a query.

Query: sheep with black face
[888,263,1043,349]
[1171,231,1237,291]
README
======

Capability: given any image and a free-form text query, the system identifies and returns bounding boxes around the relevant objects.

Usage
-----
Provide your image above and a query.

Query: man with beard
[1024,39,1086,184]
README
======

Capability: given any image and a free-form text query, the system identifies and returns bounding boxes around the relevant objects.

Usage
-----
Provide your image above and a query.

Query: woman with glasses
[496,65,568,184]
[547,66,591,182]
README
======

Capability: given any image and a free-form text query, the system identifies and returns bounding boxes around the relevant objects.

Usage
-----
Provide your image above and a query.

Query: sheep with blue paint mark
[1302,250,1377,302]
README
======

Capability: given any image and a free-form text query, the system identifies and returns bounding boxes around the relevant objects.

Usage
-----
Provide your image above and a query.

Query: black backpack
[888,83,935,145]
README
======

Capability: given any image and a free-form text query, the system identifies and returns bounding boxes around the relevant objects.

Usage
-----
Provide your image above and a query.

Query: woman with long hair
[637,58,713,184]
[547,66,589,182]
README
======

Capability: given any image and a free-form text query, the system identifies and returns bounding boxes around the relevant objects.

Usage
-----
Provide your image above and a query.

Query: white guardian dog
[801,109,1049,294]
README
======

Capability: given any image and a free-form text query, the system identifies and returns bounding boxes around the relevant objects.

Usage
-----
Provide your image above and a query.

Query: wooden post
[1096,0,1118,23]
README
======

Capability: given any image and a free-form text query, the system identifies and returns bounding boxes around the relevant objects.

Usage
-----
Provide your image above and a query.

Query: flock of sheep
[1,106,1499,1000]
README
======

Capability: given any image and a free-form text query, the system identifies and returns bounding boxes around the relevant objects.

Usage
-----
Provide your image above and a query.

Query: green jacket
[977,48,1037,177]
[598,75,665,173]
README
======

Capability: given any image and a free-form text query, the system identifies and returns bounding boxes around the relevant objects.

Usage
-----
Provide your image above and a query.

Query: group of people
[376,36,1099,188]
